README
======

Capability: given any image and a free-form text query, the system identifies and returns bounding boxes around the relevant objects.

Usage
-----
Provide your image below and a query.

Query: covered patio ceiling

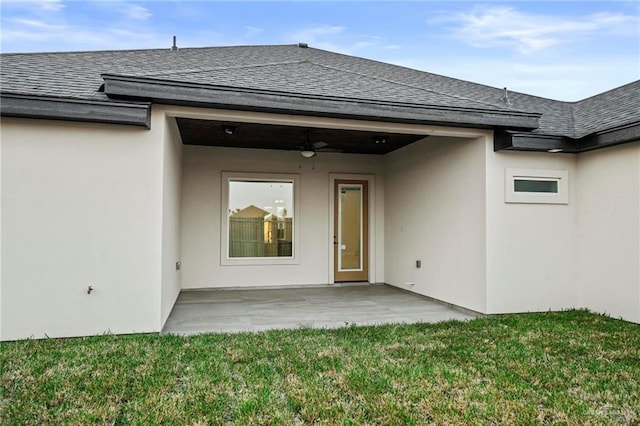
[176,118,427,155]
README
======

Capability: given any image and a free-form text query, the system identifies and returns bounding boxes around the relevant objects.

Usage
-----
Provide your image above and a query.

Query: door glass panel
[338,184,362,271]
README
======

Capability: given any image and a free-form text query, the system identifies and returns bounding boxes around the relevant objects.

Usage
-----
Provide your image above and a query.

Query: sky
[230,181,294,216]
[1,1,638,101]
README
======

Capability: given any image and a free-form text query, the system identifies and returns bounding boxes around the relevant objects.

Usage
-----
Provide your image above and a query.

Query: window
[506,168,568,204]
[221,172,300,265]
[514,179,558,194]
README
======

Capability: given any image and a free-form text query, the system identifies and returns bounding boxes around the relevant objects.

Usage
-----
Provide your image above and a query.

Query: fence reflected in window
[228,180,294,258]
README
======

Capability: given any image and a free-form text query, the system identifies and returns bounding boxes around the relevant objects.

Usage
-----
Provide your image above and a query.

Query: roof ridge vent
[171,36,178,51]
[297,42,309,48]
[502,87,512,106]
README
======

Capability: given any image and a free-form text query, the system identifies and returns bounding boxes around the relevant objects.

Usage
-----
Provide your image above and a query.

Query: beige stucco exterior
[576,142,640,323]
[384,135,488,313]
[160,115,183,327]
[1,116,164,340]
[181,145,384,288]
[486,148,578,313]
[1,105,639,340]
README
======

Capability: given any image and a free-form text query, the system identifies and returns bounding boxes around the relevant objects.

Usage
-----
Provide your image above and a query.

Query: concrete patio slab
[162,284,477,335]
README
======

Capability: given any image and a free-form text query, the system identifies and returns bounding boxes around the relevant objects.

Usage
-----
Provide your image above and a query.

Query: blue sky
[1,1,638,101]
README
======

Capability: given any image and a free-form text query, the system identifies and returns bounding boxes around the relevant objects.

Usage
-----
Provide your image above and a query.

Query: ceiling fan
[299,130,339,157]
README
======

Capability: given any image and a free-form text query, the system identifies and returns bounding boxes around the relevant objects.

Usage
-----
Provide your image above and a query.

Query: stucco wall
[0,117,164,340]
[384,136,488,313]
[160,115,183,326]
[576,142,640,323]
[3,101,638,342]
[0,119,3,337]
[485,147,577,314]
[180,145,384,288]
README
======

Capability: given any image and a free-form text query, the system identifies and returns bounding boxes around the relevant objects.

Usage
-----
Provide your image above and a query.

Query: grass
[1,310,639,425]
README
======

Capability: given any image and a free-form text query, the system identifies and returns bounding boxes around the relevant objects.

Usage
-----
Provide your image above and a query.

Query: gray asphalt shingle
[572,81,640,138]
[1,44,638,138]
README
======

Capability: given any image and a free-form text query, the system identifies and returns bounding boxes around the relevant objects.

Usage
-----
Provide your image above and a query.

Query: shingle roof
[572,80,640,138]
[1,44,638,139]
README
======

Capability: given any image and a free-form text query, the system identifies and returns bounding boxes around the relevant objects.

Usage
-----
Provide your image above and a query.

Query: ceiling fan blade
[313,141,328,149]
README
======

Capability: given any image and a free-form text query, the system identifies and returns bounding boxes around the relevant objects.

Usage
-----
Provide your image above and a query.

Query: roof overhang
[578,121,640,152]
[102,74,541,131]
[494,131,577,153]
[495,121,640,153]
[0,93,151,128]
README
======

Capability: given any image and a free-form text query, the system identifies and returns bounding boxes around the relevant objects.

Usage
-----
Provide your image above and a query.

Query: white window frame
[505,168,568,204]
[221,172,301,266]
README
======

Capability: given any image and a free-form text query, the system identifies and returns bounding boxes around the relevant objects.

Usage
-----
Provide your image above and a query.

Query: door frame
[328,174,376,284]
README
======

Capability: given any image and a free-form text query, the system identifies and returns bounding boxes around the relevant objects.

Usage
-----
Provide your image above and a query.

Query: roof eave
[577,121,640,152]
[102,74,540,131]
[495,121,640,153]
[0,93,151,128]
[494,131,577,153]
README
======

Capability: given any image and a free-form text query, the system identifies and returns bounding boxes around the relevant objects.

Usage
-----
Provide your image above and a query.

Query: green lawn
[1,310,639,425]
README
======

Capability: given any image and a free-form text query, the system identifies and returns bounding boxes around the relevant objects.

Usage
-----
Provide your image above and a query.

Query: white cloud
[285,25,349,53]
[441,6,639,54]
[0,1,161,51]
[8,17,64,31]
[354,41,375,49]
[0,16,161,52]
[289,25,344,42]
[389,54,638,101]
[244,26,263,37]
[2,0,65,12]
[124,4,151,21]
[38,0,64,12]
[285,25,397,55]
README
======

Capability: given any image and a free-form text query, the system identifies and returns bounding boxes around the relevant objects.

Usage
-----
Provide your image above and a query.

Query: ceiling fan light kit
[299,130,329,158]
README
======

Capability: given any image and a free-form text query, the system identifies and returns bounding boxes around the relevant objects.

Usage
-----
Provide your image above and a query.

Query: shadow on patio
[162,284,477,335]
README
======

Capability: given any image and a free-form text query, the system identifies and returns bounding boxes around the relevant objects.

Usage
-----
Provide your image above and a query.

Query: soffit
[176,118,426,155]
